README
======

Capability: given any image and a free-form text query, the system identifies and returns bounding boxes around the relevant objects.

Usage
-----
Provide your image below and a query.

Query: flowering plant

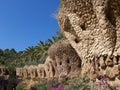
[96,76,110,88]
[52,85,64,90]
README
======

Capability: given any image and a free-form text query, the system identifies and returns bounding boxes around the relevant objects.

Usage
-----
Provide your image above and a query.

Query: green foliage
[63,76,114,90]
[25,75,115,90]
[63,75,91,90]
[0,30,65,89]
[16,82,26,90]
[8,65,16,72]
[0,30,64,67]
[34,79,59,90]
[35,83,49,90]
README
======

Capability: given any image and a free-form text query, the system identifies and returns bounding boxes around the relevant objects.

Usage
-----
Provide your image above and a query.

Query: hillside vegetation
[0,31,64,68]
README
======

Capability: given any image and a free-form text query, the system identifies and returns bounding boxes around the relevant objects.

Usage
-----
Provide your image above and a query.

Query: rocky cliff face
[16,0,120,86]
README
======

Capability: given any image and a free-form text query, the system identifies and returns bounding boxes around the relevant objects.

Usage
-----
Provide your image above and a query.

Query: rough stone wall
[58,0,120,86]
[16,40,81,80]
[48,40,81,78]
[0,66,9,80]
[59,0,120,60]
[16,0,120,86]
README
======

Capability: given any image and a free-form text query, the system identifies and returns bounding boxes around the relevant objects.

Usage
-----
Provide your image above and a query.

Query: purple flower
[96,76,110,88]
[52,85,64,90]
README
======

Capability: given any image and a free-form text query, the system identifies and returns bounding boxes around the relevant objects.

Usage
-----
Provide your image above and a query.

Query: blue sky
[0,0,60,51]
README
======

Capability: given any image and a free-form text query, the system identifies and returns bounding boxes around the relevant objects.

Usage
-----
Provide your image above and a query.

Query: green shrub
[63,75,114,90]
[35,83,48,90]
[16,83,26,90]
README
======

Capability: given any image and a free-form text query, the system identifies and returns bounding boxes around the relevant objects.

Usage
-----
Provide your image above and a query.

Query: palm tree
[35,41,50,63]
[15,51,25,66]
[24,46,37,64]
